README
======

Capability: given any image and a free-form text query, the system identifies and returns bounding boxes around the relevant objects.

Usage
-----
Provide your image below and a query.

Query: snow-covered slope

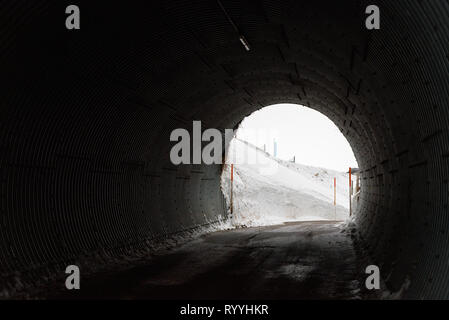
[221,139,351,227]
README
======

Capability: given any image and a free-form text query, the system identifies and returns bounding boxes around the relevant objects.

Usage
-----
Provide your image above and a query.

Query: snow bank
[221,139,351,227]
[2,216,234,299]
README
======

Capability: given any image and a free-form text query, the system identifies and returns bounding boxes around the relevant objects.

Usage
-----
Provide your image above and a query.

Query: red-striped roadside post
[230,164,234,216]
[334,177,336,206]
[349,167,352,216]
[334,177,337,220]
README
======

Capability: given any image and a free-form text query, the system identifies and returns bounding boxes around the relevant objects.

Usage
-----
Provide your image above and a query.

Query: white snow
[221,138,351,227]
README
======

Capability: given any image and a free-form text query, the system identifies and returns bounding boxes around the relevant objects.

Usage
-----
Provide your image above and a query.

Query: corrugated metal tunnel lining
[0,0,448,298]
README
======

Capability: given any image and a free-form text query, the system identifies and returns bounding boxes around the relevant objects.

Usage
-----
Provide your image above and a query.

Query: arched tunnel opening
[221,103,359,226]
[0,0,448,300]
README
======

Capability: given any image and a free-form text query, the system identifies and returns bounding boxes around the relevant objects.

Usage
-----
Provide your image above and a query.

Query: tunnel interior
[1,0,449,298]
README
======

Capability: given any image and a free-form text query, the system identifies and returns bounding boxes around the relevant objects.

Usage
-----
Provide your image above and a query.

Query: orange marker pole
[334,177,336,206]
[334,177,337,221]
[349,167,352,217]
[230,164,234,216]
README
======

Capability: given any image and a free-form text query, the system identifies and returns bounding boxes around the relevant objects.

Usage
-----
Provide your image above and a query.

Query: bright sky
[235,104,358,172]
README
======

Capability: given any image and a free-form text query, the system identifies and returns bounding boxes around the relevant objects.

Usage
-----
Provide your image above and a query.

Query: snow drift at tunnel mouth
[221,139,352,227]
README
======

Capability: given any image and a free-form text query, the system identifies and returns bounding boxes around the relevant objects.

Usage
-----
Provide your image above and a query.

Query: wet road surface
[51,221,370,299]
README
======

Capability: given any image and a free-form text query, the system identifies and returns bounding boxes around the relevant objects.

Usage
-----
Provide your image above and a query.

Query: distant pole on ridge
[273,139,277,157]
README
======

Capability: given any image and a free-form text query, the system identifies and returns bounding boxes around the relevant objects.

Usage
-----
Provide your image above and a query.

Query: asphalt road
[50,221,371,299]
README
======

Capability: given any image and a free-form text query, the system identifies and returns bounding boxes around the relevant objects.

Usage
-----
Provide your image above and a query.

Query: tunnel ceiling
[1,0,449,298]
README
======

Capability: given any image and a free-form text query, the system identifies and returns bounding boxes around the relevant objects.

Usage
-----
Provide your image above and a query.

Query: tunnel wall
[0,0,448,298]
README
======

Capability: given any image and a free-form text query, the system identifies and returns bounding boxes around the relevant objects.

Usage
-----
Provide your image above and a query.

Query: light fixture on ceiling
[217,0,251,52]
[239,35,251,51]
